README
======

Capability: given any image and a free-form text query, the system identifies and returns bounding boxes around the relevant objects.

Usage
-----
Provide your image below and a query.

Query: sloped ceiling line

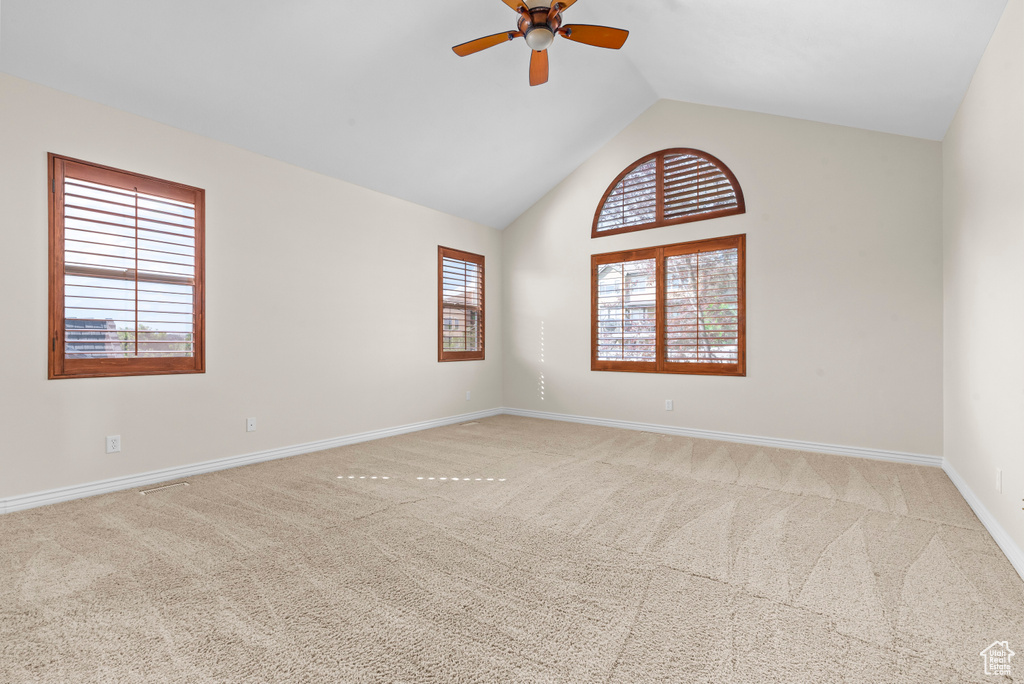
[0,0,1007,228]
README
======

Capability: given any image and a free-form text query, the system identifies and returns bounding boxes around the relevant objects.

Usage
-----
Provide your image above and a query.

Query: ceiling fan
[452,0,629,86]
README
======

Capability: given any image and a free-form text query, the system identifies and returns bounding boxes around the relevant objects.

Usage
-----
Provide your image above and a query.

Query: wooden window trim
[48,154,206,379]
[591,234,746,376]
[438,246,484,362]
[592,148,745,238]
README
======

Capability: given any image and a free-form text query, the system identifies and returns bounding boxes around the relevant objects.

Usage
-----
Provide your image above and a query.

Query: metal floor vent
[139,482,190,495]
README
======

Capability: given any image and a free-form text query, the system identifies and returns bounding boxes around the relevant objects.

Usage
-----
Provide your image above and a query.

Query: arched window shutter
[593,149,744,238]
[595,159,658,233]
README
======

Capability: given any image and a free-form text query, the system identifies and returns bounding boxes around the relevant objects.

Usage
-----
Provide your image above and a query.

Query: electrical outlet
[996,468,1002,494]
[466,391,471,401]
[665,399,673,411]
[105,435,121,454]
[246,418,256,433]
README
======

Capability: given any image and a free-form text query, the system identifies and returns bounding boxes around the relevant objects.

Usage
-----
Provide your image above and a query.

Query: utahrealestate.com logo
[980,641,1014,676]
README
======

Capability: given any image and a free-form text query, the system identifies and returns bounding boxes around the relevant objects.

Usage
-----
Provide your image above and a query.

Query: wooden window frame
[591,234,746,376]
[438,246,485,362]
[592,148,745,238]
[48,154,206,379]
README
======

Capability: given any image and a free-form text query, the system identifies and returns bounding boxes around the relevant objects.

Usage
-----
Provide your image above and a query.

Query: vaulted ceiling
[0,0,1008,228]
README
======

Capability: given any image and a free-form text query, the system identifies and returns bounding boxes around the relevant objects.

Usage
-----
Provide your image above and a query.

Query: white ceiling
[0,0,1008,228]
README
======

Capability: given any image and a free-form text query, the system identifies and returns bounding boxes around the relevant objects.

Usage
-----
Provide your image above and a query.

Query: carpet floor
[1,415,1022,683]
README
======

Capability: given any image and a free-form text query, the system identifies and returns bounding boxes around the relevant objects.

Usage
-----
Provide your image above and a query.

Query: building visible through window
[438,246,484,362]
[592,235,745,376]
[48,154,205,379]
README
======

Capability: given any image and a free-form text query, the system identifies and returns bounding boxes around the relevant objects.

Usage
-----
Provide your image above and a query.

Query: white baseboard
[501,407,942,467]
[503,407,1024,582]
[0,408,502,515]
[5,405,1023,583]
[942,459,1024,582]
[7,407,1022,585]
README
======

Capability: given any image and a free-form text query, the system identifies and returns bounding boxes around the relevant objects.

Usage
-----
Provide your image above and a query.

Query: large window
[593,148,744,238]
[48,154,205,379]
[592,234,745,376]
[438,246,484,362]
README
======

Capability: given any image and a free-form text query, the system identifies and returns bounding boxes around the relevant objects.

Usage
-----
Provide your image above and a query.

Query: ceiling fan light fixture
[524,26,555,51]
[452,0,628,86]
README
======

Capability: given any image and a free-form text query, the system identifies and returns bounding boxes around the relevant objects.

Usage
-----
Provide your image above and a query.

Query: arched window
[592,148,744,237]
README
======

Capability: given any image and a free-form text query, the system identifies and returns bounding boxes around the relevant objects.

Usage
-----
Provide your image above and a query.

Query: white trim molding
[5,405,1022,585]
[942,459,1024,582]
[502,407,942,467]
[505,407,1023,582]
[0,408,502,515]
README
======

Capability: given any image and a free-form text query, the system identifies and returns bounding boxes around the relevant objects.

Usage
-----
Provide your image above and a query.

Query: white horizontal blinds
[596,258,657,362]
[592,149,744,238]
[662,153,739,221]
[63,176,196,359]
[595,159,657,233]
[441,256,482,353]
[665,247,740,364]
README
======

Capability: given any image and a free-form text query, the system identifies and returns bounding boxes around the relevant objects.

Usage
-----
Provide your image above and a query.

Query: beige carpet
[2,415,1022,683]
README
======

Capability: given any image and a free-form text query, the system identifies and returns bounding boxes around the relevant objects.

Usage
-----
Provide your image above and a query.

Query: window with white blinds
[595,257,657,362]
[593,149,744,237]
[438,246,484,362]
[594,159,657,234]
[591,235,745,376]
[664,246,741,366]
[48,155,205,379]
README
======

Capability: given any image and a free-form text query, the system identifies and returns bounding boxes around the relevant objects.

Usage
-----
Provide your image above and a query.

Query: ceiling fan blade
[529,49,549,86]
[560,24,629,49]
[551,0,579,10]
[452,31,520,57]
[501,0,530,12]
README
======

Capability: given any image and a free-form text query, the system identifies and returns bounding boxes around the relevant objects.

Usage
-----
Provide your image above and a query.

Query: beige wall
[943,0,1024,550]
[502,99,943,455]
[0,73,502,499]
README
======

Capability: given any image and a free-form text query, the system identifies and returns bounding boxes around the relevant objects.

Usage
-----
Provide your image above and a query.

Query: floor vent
[139,482,190,495]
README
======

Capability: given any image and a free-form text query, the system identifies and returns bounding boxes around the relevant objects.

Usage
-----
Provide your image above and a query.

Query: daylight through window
[592,234,745,376]
[593,149,745,238]
[48,154,205,379]
[438,246,484,362]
